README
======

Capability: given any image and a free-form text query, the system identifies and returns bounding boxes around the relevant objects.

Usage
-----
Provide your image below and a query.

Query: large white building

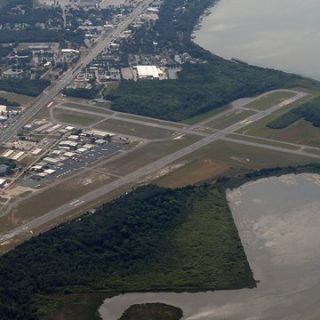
[135,65,164,80]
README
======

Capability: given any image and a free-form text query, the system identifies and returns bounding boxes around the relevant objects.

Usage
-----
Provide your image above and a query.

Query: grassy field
[267,95,320,129]
[207,109,256,129]
[244,91,296,111]
[233,93,320,147]
[0,90,34,105]
[53,108,104,127]
[96,135,201,176]
[157,139,316,189]
[236,93,315,135]
[226,133,301,150]
[182,104,231,125]
[238,117,320,148]
[0,171,117,234]
[62,103,113,115]
[95,118,175,139]
[117,113,187,129]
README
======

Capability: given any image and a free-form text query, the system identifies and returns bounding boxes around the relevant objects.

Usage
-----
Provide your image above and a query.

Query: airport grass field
[244,90,296,111]
[95,118,174,139]
[52,108,104,127]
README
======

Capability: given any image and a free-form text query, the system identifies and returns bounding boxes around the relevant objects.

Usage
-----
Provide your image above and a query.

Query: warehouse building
[135,65,165,80]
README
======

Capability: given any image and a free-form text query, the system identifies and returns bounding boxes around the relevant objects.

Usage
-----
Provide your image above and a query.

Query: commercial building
[135,65,164,80]
[0,178,6,188]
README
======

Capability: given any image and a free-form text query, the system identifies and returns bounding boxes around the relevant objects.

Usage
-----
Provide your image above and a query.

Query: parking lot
[20,142,121,188]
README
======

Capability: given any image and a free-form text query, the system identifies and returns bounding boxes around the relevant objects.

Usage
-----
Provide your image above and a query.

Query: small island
[119,303,183,320]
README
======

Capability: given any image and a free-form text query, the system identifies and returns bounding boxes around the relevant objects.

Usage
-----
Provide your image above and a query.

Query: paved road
[1,90,317,245]
[0,0,154,144]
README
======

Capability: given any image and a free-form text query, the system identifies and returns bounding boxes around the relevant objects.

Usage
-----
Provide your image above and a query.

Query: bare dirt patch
[156,159,229,188]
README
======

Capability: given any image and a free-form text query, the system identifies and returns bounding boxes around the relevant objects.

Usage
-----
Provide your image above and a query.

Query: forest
[0,79,50,97]
[0,183,254,319]
[267,96,320,129]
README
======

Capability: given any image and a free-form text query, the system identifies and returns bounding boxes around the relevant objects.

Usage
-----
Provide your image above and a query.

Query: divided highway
[0,0,154,144]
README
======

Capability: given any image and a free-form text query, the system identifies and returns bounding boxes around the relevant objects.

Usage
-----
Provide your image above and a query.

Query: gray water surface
[194,0,320,80]
[99,174,320,319]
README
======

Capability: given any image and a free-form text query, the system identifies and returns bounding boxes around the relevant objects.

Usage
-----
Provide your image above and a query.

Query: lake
[193,0,320,80]
[99,174,320,320]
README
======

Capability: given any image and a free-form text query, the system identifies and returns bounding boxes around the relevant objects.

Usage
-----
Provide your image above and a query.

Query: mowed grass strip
[244,91,296,111]
[95,118,175,139]
[226,133,301,150]
[207,109,256,129]
[53,108,104,127]
[61,103,113,115]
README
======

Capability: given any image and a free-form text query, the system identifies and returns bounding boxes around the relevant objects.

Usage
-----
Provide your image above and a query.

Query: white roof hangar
[135,65,163,80]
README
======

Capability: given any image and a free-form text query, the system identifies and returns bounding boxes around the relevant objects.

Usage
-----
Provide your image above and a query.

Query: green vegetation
[63,86,102,100]
[0,79,50,97]
[0,156,16,174]
[106,0,320,121]
[0,183,254,319]
[268,96,320,129]
[53,108,103,126]
[0,97,19,107]
[119,303,183,320]
[216,163,320,191]
[107,62,315,122]
[0,29,85,44]
[244,91,295,111]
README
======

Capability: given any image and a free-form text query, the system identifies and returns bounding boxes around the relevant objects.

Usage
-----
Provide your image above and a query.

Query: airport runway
[1,90,318,245]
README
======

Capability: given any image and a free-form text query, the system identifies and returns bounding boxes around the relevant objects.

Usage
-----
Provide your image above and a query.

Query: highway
[1,90,319,245]
[0,0,154,144]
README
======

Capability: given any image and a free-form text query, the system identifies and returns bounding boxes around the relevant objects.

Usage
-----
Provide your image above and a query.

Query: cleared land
[52,108,104,127]
[157,159,229,188]
[244,91,296,111]
[95,118,175,139]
